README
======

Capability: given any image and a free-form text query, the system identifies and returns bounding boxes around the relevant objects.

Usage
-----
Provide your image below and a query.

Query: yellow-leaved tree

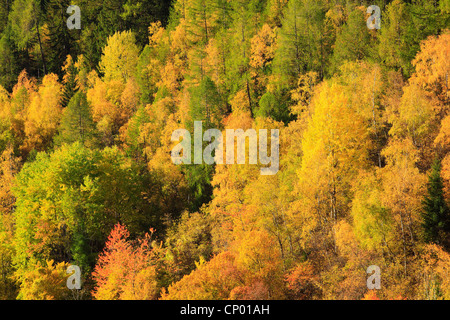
[23,73,63,153]
[291,80,370,247]
[99,30,140,83]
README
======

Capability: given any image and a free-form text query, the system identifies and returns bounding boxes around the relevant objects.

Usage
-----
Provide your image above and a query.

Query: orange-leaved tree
[92,223,162,300]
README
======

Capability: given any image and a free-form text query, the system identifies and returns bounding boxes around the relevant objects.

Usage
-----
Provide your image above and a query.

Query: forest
[0,0,449,300]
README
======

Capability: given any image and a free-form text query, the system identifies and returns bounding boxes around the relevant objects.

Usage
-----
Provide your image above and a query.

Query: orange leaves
[149,21,165,48]
[440,154,450,200]
[435,115,450,152]
[411,30,450,104]
[161,251,242,300]
[162,227,285,300]
[285,262,319,300]
[92,224,160,300]
[361,290,380,300]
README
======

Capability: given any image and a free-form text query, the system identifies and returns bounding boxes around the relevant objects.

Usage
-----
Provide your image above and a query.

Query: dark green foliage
[0,26,19,91]
[0,0,173,80]
[421,159,450,247]
[183,163,214,213]
[0,0,11,35]
[61,59,78,108]
[45,0,80,77]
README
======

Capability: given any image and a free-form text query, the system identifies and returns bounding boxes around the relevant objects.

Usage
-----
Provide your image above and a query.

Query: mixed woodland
[0,0,449,300]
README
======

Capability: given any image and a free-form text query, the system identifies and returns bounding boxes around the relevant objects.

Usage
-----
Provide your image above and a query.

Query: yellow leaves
[384,31,450,166]
[440,154,450,200]
[10,70,36,126]
[157,61,182,95]
[381,137,420,169]
[229,89,251,115]
[148,21,165,47]
[388,83,436,145]
[161,251,242,300]
[290,71,320,116]
[16,259,70,300]
[350,170,393,251]
[302,81,369,169]
[204,38,223,86]
[249,24,277,70]
[288,79,373,253]
[337,61,384,123]
[378,138,426,252]
[411,30,450,104]
[162,231,285,300]
[434,114,450,150]
[265,0,288,26]
[23,73,63,152]
[230,229,285,299]
[87,74,140,145]
[231,229,281,278]
[88,77,113,120]
[0,85,10,125]
[62,55,75,85]
[249,24,278,92]
[334,220,358,257]
[298,80,370,194]
[170,20,188,58]
[120,78,140,119]
[120,265,159,300]
[324,4,346,32]
[99,30,139,83]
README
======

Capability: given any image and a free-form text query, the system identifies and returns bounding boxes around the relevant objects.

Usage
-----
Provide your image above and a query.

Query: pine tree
[0,0,11,35]
[45,0,79,77]
[9,0,47,76]
[0,26,20,91]
[421,158,450,247]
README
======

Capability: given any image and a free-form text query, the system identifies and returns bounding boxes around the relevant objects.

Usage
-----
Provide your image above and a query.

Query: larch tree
[294,81,370,230]
[55,91,98,149]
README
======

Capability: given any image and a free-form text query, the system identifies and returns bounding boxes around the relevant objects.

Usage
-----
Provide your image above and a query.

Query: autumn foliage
[0,0,449,301]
